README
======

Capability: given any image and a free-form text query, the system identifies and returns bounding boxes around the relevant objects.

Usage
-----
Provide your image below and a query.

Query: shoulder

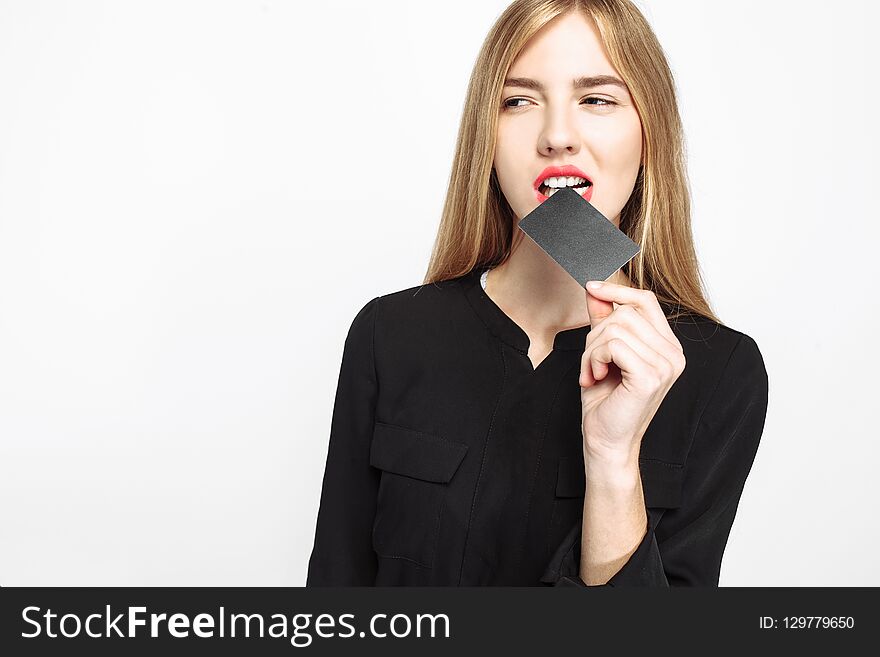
[641,307,768,465]
[344,272,473,342]
[374,273,470,316]
[664,309,769,435]
[660,303,766,386]
[667,315,769,478]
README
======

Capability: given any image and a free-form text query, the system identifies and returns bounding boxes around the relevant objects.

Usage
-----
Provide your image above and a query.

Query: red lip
[533,164,594,203]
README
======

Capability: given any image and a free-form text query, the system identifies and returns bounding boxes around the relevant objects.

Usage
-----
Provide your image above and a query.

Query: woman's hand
[579,280,686,466]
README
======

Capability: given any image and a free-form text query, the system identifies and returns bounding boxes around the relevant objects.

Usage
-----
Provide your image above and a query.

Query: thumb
[585,284,613,328]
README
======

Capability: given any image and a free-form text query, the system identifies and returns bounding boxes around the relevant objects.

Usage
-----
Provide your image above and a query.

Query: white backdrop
[1,0,877,586]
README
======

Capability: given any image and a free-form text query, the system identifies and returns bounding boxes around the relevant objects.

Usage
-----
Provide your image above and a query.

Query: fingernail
[587,281,602,289]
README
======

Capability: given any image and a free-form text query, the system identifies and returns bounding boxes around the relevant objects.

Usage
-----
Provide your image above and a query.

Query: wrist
[584,439,639,470]
[583,446,640,490]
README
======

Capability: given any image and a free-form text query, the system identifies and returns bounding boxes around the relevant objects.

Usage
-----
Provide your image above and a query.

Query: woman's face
[493,11,643,227]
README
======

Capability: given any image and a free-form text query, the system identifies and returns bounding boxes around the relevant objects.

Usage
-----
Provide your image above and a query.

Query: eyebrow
[503,75,629,92]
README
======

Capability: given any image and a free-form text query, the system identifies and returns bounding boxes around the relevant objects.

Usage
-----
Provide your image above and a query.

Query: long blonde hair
[423,0,720,325]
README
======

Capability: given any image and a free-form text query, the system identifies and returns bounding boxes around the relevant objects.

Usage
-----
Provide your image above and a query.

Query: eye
[502,97,531,109]
[501,96,618,111]
[583,96,617,107]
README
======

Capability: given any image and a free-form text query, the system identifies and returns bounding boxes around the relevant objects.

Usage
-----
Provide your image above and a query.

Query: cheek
[493,132,530,190]
[592,121,642,170]
[589,118,643,220]
[495,123,529,162]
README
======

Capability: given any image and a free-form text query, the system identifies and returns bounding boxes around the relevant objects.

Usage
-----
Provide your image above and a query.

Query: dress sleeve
[542,333,769,587]
[306,297,381,586]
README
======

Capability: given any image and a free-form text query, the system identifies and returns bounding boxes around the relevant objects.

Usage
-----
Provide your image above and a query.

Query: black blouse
[306,267,769,586]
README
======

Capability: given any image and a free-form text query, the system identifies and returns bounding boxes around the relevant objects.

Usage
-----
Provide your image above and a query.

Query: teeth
[543,176,589,188]
[546,186,587,197]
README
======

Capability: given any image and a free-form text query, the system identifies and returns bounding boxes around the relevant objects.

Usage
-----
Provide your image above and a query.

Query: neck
[486,234,632,333]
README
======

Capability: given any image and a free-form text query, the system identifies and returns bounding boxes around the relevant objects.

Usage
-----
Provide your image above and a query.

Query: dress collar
[461,267,591,352]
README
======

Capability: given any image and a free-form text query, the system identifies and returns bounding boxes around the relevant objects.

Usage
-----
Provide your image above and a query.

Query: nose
[537,107,581,156]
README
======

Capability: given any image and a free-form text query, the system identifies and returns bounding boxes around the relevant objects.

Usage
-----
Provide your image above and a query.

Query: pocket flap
[639,460,684,509]
[555,454,684,509]
[369,421,468,483]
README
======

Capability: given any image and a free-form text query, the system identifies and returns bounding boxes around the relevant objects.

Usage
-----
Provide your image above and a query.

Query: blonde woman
[307,0,768,587]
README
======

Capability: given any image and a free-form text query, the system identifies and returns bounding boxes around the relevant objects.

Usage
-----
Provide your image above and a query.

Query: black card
[517,187,640,286]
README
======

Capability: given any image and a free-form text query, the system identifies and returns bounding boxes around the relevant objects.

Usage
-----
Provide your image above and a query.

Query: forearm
[579,454,648,585]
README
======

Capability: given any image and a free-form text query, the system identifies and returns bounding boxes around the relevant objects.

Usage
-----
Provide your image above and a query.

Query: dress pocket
[551,454,685,507]
[638,459,685,510]
[547,455,586,558]
[546,454,685,559]
[369,421,468,569]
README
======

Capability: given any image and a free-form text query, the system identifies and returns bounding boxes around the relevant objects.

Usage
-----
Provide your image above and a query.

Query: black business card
[518,187,640,286]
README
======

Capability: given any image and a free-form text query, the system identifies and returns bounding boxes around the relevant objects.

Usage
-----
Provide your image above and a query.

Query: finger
[579,354,595,388]
[586,304,684,367]
[584,281,678,346]
[585,285,613,329]
[580,332,597,388]
[586,322,676,386]
[581,345,607,384]
[588,335,656,394]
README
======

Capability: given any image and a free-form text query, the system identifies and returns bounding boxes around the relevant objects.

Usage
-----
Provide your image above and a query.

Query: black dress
[306,267,769,586]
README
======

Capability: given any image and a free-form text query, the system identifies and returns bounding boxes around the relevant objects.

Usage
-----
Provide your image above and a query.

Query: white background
[1,0,877,585]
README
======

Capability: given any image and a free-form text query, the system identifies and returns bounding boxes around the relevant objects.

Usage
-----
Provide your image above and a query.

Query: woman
[306,0,769,587]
